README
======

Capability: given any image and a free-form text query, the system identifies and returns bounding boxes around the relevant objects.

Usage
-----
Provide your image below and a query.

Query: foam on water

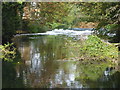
[15,28,93,37]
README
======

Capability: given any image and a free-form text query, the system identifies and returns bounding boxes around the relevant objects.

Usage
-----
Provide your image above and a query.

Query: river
[2,29,120,88]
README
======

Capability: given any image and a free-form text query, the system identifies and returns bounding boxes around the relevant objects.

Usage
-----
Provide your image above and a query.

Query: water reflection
[9,35,120,88]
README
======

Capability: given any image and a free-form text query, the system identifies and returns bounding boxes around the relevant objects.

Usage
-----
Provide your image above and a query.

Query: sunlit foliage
[66,35,118,63]
[0,43,16,61]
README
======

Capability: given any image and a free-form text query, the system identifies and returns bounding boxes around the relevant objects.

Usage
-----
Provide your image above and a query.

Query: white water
[15,29,93,39]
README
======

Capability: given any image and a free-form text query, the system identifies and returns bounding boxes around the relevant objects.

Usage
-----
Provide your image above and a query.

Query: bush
[66,35,118,62]
[82,35,118,60]
[0,43,16,61]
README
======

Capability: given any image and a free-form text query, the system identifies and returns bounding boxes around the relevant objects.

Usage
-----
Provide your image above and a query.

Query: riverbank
[65,35,118,64]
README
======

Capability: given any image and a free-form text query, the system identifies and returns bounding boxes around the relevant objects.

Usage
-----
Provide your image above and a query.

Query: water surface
[3,29,120,88]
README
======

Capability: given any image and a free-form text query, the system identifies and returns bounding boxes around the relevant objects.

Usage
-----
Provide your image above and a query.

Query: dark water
[3,35,120,88]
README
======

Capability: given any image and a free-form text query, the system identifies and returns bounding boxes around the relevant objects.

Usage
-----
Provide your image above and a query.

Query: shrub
[0,43,16,61]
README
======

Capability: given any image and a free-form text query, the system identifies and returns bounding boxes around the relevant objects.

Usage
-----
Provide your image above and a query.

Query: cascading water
[15,28,94,40]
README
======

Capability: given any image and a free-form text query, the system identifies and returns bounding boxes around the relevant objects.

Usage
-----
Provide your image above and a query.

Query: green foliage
[0,43,16,61]
[75,2,120,42]
[17,0,25,4]
[66,35,118,63]
[105,24,118,30]
[104,24,119,36]
[106,3,120,24]
[83,35,118,59]
[48,22,63,29]
[28,21,49,33]
[24,2,76,31]
[47,22,69,29]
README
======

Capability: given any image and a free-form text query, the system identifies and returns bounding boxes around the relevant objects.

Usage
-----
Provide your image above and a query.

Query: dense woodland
[2,2,120,44]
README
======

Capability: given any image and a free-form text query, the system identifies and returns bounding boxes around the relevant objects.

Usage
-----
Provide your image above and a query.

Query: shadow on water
[2,51,25,88]
[3,35,120,88]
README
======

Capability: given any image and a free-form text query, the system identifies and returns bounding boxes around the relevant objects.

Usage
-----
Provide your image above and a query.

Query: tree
[23,2,76,32]
[2,2,24,44]
[75,2,120,42]
[105,3,120,42]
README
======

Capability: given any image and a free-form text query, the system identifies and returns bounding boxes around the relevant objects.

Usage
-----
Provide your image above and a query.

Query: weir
[15,28,93,38]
